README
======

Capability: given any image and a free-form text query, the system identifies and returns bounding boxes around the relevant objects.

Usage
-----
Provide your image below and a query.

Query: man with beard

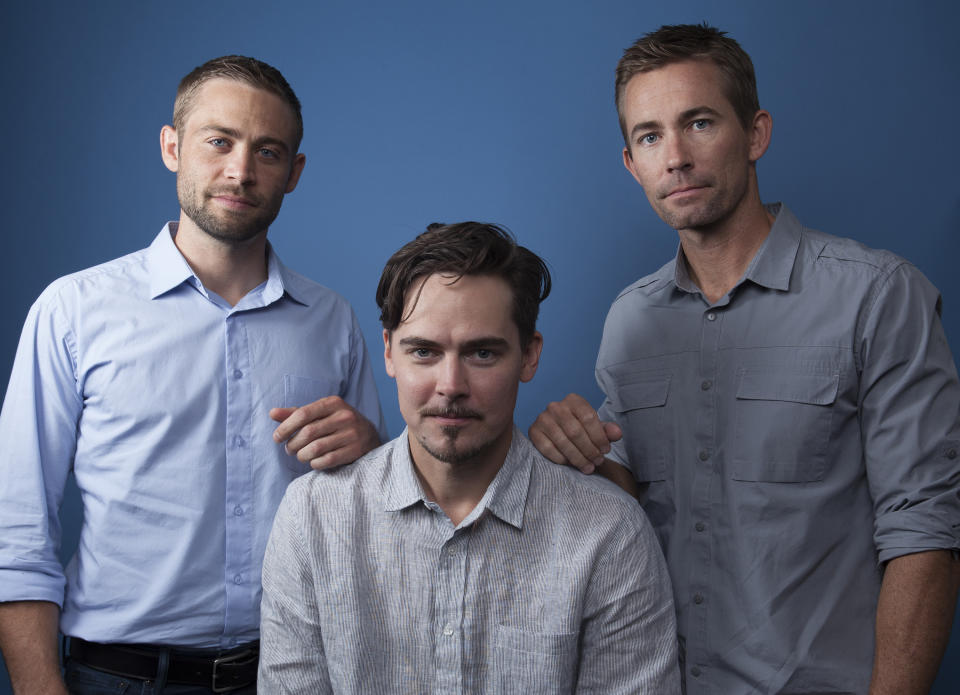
[257,222,680,694]
[0,56,385,694]
[528,24,960,694]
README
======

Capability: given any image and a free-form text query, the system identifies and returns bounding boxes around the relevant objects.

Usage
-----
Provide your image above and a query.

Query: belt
[68,637,258,693]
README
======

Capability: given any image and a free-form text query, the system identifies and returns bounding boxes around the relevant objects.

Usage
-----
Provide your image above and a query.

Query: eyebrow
[397,336,511,351]
[197,125,291,154]
[629,105,723,140]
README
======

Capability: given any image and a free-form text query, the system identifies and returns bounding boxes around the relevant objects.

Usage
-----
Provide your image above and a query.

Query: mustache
[420,406,482,419]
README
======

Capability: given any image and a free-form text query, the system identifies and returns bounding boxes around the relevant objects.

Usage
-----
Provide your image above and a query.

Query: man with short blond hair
[0,55,385,694]
[531,23,960,694]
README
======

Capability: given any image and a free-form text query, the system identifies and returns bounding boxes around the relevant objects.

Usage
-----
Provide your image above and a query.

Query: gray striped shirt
[259,429,680,694]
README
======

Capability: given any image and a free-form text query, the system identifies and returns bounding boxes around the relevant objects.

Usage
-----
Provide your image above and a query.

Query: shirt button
[947,448,958,460]
[693,593,704,604]
[691,666,702,678]
[447,547,456,556]
[700,380,712,391]
[234,505,244,516]
[442,623,454,636]
[706,312,717,321]
[695,522,705,532]
[233,575,243,585]
[233,369,243,379]
[235,436,246,448]
[698,450,710,461]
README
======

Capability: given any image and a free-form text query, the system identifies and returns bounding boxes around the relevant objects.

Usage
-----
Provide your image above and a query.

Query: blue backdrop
[2,1,958,691]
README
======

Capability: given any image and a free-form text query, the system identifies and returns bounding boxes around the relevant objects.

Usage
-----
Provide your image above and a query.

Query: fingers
[528,393,618,474]
[272,396,381,470]
[602,421,623,443]
[272,397,340,444]
[269,407,296,423]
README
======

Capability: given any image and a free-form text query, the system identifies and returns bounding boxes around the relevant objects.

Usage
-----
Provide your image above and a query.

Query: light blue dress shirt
[0,224,386,648]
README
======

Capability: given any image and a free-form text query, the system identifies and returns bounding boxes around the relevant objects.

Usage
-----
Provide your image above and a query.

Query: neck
[173,216,269,306]
[408,434,511,526]
[678,196,774,304]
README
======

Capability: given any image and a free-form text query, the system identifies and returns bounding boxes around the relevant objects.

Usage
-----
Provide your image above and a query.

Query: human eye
[208,137,228,148]
[258,147,280,159]
[469,348,500,364]
[691,118,711,131]
[411,347,435,360]
[638,133,659,147]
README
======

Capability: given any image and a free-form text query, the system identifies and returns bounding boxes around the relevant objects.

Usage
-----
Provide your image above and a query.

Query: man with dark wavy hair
[259,222,680,693]
[530,23,960,694]
[0,55,385,694]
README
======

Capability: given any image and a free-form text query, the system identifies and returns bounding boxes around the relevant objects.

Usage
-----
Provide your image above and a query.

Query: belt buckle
[211,647,257,693]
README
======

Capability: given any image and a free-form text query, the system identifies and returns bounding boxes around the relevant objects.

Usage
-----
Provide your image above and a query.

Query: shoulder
[794,224,940,313]
[519,436,652,537]
[610,257,675,307]
[276,262,364,324]
[280,438,394,512]
[32,249,150,317]
[800,226,905,275]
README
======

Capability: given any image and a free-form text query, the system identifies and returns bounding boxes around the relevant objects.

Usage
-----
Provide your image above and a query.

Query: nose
[436,356,468,399]
[664,134,693,174]
[224,146,256,184]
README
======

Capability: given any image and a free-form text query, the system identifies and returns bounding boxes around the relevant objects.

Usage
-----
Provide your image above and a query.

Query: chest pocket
[732,369,839,482]
[607,375,671,482]
[493,625,578,693]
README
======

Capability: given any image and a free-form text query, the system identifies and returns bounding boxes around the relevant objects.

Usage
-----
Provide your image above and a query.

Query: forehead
[397,274,518,342]
[622,59,735,123]
[180,78,298,143]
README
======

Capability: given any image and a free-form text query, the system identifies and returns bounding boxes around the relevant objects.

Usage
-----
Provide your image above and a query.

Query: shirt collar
[382,428,533,530]
[742,203,801,291]
[146,222,309,306]
[672,202,802,294]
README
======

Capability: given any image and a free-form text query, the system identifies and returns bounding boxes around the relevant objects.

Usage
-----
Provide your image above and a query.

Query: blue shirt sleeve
[0,285,81,605]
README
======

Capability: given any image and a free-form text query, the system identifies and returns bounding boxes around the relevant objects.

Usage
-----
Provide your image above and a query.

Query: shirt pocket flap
[736,371,839,405]
[609,376,671,412]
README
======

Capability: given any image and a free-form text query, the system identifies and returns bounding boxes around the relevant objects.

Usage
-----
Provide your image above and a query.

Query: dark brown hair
[173,55,303,150]
[376,222,551,348]
[615,23,759,145]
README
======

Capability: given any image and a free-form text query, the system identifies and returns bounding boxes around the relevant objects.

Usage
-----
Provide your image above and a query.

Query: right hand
[528,393,622,474]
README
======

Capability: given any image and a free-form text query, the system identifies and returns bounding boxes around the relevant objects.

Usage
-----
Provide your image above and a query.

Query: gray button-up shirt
[596,203,960,693]
[259,429,680,694]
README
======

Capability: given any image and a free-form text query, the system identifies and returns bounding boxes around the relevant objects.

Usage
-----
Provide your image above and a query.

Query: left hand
[270,396,381,470]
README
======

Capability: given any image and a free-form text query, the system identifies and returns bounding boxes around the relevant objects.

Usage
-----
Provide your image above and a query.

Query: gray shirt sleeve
[859,262,960,562]
[258,478,333,694]
[575,504,681,694]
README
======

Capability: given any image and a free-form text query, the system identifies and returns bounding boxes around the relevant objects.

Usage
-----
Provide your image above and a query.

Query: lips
[665,185,707,199]
[421,407,482,424]
[209,190,259,208]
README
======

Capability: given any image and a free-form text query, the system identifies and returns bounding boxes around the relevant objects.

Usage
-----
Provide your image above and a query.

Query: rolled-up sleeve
[0,288,82,604]
[859,262,960,562]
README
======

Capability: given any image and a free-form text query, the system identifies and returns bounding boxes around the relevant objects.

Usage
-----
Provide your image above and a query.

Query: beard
[416,406,496,466]
[177,176,285,245]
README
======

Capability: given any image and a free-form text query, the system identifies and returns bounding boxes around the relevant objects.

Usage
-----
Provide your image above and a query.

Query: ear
[519,331,543,383]
[160,125,179,173]
[622,146,644,187]
[748,109,772,163]
[383,329,396,378]
[285,153,307,193]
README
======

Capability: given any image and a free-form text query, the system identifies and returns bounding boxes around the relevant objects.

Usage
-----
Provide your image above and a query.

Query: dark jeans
[64,661,257,695]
